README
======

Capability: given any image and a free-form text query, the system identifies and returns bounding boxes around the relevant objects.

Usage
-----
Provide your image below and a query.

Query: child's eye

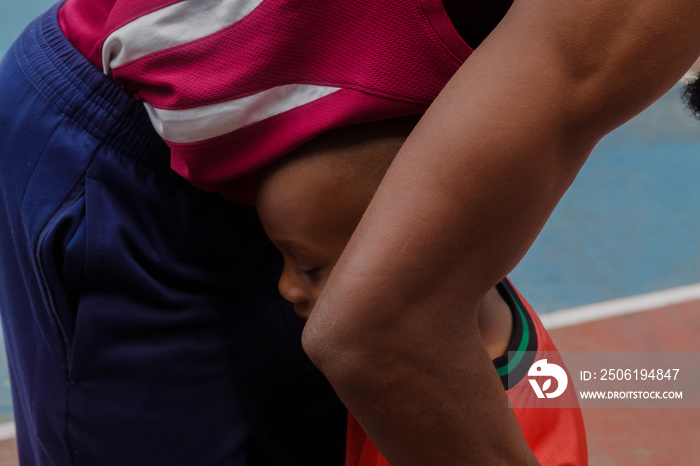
[296,267,321,279]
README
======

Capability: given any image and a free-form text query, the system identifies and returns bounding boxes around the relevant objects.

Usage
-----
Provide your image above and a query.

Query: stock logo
[528,359,568,399]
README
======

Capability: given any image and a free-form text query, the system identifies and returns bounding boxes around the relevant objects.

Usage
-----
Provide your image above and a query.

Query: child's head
[256,116,418,318]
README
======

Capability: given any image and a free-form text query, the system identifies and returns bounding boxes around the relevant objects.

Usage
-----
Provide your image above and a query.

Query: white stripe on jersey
[102,0,263,74]
[144,83,341,143]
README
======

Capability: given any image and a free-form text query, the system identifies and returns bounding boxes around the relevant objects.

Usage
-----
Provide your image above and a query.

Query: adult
[0,0,699,465]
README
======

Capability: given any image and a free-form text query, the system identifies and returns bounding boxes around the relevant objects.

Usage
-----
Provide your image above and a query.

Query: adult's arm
[304,0,700,464]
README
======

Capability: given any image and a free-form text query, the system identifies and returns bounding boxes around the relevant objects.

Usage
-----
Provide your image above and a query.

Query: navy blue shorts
[0,4,345,465]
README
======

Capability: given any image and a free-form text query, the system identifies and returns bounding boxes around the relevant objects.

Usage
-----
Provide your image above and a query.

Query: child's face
[257,159,368,318]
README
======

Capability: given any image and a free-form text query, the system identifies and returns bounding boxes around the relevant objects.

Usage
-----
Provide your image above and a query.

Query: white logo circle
[527,359,568,399]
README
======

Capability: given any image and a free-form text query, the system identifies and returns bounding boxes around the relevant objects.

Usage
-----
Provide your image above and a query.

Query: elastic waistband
[10,3,170,171]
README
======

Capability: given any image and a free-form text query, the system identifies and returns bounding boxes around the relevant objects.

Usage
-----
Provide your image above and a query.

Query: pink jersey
[59,0,473,204]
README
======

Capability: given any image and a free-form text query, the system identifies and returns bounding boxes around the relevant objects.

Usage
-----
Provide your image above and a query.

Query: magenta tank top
[59,0,473,204]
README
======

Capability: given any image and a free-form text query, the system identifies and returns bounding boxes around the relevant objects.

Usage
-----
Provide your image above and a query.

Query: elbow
[301,310,374,389]
[300,297,470,400]
[300,316,332,375]
[300,304,411,398]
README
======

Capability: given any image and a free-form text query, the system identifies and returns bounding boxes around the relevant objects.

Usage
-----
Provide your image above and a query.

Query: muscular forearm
[305,0,700,464]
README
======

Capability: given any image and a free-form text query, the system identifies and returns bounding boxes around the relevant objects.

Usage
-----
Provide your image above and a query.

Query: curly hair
[682,74,700,119]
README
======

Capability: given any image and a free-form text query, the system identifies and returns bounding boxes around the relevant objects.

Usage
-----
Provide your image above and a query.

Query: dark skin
[293,0,700,464]
[256,134,513,359]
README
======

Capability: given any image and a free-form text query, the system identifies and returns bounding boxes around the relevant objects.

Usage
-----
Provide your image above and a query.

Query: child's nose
[278,272,307,306]
[278,274,312,318]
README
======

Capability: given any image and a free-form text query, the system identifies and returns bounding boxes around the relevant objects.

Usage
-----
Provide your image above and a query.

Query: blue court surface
[510,83,700,312]
[1,1,699,464]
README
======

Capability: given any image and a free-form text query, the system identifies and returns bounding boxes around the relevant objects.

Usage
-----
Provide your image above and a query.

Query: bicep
[492,0,700,137]
[365,0,700,296]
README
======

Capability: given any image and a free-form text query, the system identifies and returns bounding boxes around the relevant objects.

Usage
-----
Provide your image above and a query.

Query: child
[256,116,588,465]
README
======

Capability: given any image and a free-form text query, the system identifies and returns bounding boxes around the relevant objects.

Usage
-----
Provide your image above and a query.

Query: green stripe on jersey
[495,285,530,377]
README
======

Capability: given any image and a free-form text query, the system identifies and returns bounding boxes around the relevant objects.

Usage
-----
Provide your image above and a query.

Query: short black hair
[259,115,420,202]
[682,74,700,119]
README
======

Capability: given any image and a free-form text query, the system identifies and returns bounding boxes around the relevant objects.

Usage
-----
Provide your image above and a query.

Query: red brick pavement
[549,300,700,466]
[0,438,17,466]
